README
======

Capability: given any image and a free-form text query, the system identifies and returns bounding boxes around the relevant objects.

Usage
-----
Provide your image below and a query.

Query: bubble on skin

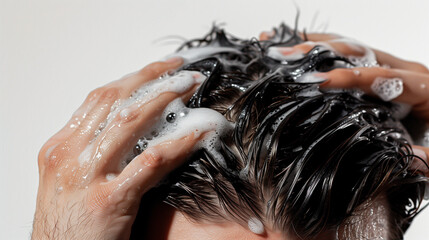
[56,186,63,193]
[78,144,94,165]
[120,108,131,118]
[370,77,404,102]
[106,173,117,181]
[421,83,427,89]
[248,217,264,235]
[353,70,361,76]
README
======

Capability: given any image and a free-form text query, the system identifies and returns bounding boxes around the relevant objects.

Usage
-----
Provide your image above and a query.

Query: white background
[1,0,429,239]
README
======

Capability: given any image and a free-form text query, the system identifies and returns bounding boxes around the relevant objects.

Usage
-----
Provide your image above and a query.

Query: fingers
[62,58,184,142]
[92,133,201,212]
[108,57,184,98]
[88,89,196,175]
[85,71,203,175]
[303,33,429,73]
[318,67,429,114]
[261,29,429,74]
[69,87,121,149]
[371,49,429,74]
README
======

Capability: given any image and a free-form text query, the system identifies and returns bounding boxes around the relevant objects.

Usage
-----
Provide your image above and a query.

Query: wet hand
[32,57,205,240]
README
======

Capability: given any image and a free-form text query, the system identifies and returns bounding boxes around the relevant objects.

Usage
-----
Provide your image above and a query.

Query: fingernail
[165,56,183,64]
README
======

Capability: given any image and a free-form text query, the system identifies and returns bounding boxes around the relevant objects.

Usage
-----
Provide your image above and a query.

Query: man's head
[132,24,427,240]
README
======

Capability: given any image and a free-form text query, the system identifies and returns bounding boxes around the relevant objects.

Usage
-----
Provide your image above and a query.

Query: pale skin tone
[32,30,429,240]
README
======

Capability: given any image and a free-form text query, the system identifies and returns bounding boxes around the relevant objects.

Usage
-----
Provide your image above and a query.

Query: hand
[260,30,429,175]
[32,57,203,240]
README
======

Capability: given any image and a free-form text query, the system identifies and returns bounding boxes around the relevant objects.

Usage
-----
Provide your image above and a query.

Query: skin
[142,202,336,240]
[32,57,206,240]
[32,30,429,240]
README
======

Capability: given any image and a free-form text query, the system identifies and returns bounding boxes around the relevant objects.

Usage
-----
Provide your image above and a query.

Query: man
[33,24,429,240]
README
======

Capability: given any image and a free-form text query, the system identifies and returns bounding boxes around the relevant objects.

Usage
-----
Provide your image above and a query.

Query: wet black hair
[132,24,427,239]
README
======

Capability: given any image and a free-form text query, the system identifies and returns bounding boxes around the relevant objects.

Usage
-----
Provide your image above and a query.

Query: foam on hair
[132,24,427,239]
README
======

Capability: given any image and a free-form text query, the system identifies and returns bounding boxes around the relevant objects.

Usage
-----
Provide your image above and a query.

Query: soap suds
[248,217,264,234]
[353,70,361,76]
[106,173,116,181]
[165,46,241,64]
[295,72,327,83]
[370,77,404,101]
[78,70,206,168]
[131,98,233,168]
[266,47,304,63]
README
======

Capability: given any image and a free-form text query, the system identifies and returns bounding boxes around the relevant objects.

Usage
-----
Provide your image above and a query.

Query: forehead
[142,201,389,240]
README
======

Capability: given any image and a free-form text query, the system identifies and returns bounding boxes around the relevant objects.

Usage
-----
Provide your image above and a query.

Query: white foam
[370,77,403,101]
[83,70,206,158]
[295,72,326,83]
[164,46,241,64]
[266,47,304,62]
[332,38,379,68]
[247,217,264,234]
[77,68,233,176]
[132,98,233,168]
[106,173,116,181]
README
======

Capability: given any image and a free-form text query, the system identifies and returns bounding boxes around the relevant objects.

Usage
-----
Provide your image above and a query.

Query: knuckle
[87,87,105,102]
[114,107,140,125]
[141,149,163,169]
[38,142,63,169]
[97,87,120,104]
